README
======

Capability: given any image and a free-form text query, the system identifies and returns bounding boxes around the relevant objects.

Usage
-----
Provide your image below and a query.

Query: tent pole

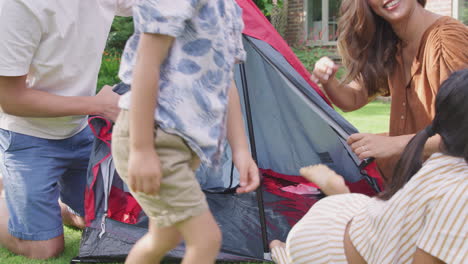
[238,63,270,255]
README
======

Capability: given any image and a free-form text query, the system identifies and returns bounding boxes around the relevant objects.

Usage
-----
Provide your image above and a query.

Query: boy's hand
[128,148,162,195]
[233,151,260,194]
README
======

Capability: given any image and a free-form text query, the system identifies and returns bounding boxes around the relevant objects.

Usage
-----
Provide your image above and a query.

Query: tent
[72,0,382,262]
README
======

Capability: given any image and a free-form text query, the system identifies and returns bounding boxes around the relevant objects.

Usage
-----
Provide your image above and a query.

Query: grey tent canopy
[72,0,381,262]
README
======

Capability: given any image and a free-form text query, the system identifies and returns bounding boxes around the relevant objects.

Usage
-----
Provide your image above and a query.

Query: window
[459,0,467,24]
[453,0,467,24]
[306,0,341,45]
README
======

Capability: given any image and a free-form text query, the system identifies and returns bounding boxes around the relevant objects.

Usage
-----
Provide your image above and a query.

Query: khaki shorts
[112,110,209,227]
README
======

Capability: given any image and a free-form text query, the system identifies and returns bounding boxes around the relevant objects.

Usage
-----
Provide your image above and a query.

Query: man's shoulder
[5,0,47,13]
[0,0,44,13]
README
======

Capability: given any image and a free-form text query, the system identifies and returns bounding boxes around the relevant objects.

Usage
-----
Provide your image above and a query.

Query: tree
[253,0,284,19]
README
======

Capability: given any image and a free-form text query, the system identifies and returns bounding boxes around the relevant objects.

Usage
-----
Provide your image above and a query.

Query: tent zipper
[98,213,107,238]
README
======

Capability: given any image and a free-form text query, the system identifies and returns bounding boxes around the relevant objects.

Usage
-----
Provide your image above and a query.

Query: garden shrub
[97,50,122,91]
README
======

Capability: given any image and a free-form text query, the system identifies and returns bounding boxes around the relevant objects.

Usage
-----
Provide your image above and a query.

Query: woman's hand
[311,57,340,84]
[347,133,411,160]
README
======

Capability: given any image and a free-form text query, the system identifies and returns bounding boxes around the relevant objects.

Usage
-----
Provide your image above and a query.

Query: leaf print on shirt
[182,39,212,56]
[217,0,226,17]
[199,70,224,92]
[190,0,199,8]
[128,36,139,51]
[184,20,198,40]
[138,5,168,23]
[159,82,185,108]
[198,4,219,35]
[193,88,212,111]
[209,122,221,138]
[118,0,246,167]
[177,59,201,74]
[213,49,225,68]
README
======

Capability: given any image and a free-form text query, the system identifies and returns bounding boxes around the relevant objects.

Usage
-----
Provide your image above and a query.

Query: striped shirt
[350,153,468,264]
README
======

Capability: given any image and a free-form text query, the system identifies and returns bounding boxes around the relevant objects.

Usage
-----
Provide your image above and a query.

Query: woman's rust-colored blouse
[378,17,467,178]
[388,17,468,136]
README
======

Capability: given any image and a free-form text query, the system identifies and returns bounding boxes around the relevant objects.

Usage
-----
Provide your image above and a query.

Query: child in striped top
[270,69,468,264]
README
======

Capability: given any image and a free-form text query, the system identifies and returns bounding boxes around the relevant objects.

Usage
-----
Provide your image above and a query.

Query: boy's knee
[211,226,222,247]
[192,225,222,251]
[149,232,182,253]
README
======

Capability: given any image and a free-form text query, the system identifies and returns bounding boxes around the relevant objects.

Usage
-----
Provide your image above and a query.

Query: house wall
[426,0,454,16]
[285,0,306,45]
[285,0,455,45]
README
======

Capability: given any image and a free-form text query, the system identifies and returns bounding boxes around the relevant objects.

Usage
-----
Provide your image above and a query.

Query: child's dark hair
[380,68,468,200]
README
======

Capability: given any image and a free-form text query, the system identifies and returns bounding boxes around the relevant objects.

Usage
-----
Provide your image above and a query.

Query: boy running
[112,0,260,263]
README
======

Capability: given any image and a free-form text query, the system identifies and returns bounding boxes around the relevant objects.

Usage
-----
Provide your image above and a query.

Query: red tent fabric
[237,0,332,106]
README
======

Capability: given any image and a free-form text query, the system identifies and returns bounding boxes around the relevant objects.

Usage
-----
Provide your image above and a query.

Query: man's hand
[128,148,162,195]
[95,85,120,122]
[347,133,409,160]
[232,150,260,194]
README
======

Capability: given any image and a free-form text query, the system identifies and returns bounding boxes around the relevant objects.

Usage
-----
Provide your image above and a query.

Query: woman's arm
[311,57,368,112]
[348,133,441,160]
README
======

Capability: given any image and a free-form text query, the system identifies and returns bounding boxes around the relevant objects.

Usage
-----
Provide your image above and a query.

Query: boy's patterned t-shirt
[118,0,246,166]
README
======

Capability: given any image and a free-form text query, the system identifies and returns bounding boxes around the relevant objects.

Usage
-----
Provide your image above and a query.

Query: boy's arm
[127,33,174,195]
[227,80,260,193]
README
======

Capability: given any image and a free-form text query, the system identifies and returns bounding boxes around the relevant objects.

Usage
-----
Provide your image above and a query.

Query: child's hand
[128,148,162,195]
[232,151,260,194]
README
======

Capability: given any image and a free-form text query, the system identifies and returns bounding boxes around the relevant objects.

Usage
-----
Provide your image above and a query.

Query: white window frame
[304,0,338,46]
[453,0,459,19]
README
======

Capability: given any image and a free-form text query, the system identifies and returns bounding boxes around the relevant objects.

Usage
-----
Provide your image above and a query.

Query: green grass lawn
[0,101,390,264]
[337,100,390,134]
[0,227,83,264]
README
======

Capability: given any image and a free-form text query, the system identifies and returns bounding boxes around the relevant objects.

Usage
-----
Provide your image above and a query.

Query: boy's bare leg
[177,210,222,264]
[300,164,350,196]
[125,219,182,264]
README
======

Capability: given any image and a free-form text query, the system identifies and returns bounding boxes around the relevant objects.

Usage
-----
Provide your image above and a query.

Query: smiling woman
[308,0,468,179]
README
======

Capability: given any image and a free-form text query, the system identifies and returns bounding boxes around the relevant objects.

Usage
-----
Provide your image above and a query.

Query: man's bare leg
[59,200,85,229]
[0,197,64,259]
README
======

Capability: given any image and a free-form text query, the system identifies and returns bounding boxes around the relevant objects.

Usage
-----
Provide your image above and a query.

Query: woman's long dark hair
[337,0,426,98]
[380,69,468,200]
